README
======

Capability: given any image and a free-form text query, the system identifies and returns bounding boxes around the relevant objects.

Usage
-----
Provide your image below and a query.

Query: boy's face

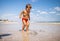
[26,5,31,11]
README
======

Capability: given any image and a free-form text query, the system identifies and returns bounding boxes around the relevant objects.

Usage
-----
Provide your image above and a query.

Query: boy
[19,4,32,32]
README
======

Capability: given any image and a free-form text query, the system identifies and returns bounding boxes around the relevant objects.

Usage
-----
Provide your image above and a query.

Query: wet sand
[0,21,60,41]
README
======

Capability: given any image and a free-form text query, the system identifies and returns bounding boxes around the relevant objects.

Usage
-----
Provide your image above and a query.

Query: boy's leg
[22,24,25,31]
[22,20,27,31]
[26,21,29,31]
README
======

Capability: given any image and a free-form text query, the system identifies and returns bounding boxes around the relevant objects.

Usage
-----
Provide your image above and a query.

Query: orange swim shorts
[22,18,28,23]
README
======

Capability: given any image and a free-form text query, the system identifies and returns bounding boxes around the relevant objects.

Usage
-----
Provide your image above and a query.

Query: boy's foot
[22,30,24,32]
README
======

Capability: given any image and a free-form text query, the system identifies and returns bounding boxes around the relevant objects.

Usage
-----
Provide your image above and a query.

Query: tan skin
[19,5,31,32]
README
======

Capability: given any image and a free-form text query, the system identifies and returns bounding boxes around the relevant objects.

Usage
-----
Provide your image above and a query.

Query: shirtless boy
[19,4,32,32]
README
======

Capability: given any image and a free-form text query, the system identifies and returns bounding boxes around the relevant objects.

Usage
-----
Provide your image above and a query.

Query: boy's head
[26,4,32,11]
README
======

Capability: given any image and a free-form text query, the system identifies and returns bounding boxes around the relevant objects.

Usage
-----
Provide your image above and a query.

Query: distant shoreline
[36,21,60,23]
[0,20,60,23]
[0,21,60,24]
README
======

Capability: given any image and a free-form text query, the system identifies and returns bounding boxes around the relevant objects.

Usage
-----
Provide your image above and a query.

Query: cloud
[0,14,19,21]
[49,11,56,14]
[30,12,56,22]
[36,10,41,13]
[30,0,38,2]
[40,11,48,14]
[54,7,60,11]
[32,9,48,14]
[30,8,60,22]
[30,7,60,22]
[32,9,35,11]
[56,14,60,15]
[32,7,60,15]
[30,12,40,22]
[30,11,49,22]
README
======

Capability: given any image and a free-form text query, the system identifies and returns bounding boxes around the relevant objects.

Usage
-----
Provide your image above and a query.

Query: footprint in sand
[29,30,38,36]
[19,29,38,36]
[39,29,45,32]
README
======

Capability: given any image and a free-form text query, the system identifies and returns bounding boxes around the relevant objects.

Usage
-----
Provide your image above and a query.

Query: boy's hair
[26,4,32,9]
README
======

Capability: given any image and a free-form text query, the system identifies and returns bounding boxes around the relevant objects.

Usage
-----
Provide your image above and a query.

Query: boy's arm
[29,13,30,20]
[19,11,24,18]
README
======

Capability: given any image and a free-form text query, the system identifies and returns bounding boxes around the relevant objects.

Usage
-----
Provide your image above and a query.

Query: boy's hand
[19,16,21,18]
[29,18,30,20]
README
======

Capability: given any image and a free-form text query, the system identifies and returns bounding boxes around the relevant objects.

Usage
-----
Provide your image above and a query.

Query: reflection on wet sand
[22,31,29,41]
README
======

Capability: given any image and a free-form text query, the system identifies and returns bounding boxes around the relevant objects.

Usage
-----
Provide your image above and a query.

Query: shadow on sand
[0,34,11,39]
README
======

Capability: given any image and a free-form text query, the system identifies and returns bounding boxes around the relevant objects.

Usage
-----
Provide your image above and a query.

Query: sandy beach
[0,21,60,41]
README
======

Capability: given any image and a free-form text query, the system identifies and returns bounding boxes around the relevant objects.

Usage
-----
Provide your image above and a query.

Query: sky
[0,0,60,22]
